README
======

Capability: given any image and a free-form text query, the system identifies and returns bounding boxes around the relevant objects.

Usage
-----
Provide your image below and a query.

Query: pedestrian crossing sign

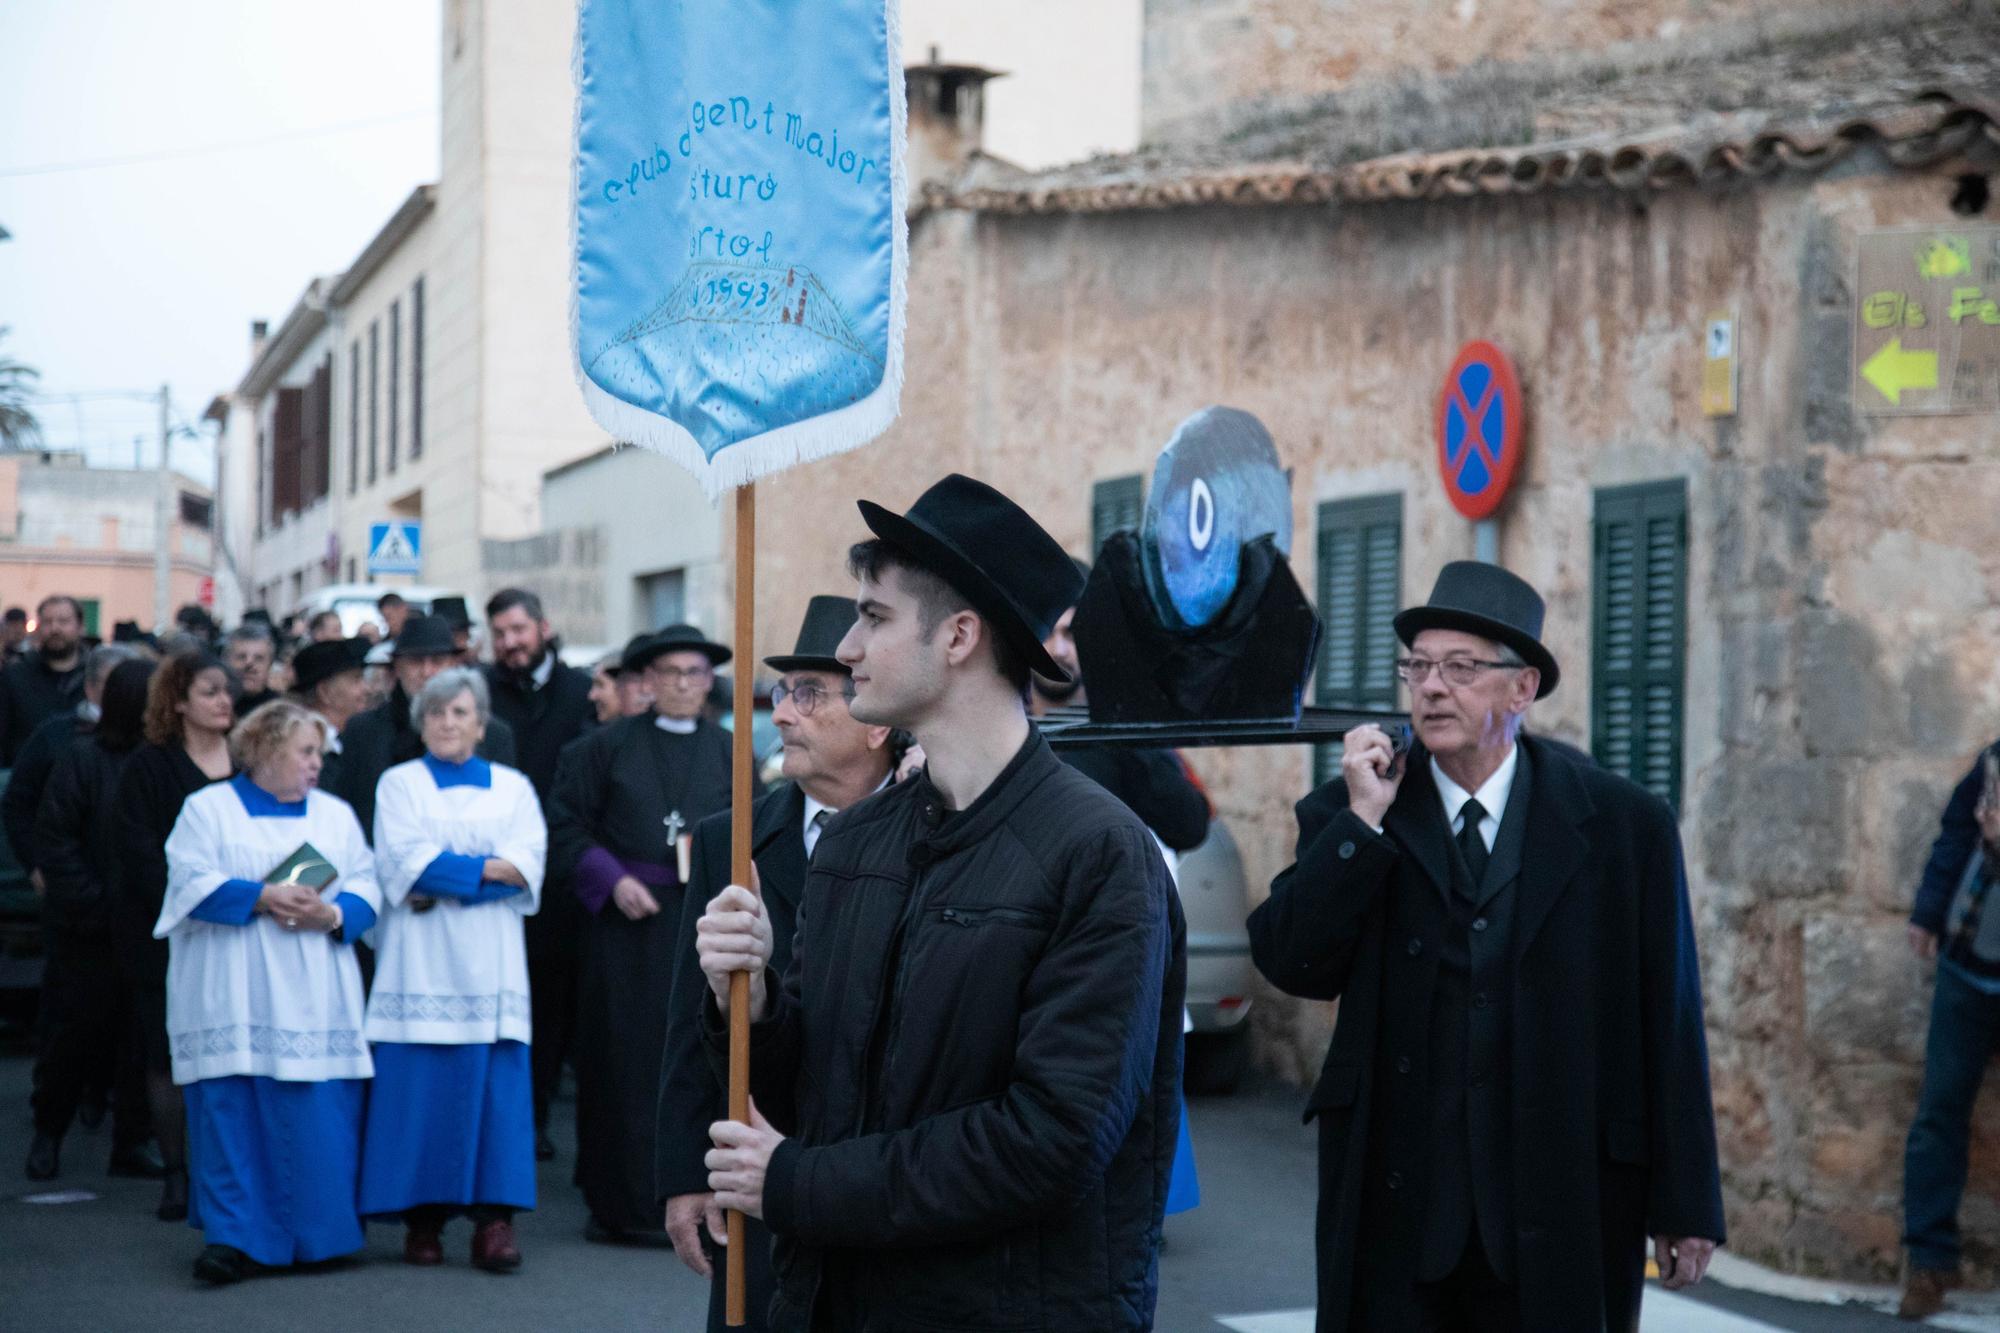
[367,522,422,577]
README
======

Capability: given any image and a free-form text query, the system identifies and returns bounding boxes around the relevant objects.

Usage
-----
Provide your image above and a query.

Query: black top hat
[431,595,473,630]
[291,638,370,694]
[764,596,858,675]
[391,614,458,659]
[858,475,1085,683]
[625,623,733,674]
[1392,561,1560,698]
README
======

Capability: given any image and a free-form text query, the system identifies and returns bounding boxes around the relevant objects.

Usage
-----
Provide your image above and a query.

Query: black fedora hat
[291,638,370,694]
[625,623,733,674]
[765,596,858,675]
[611,632,652,678]
[1392,561,1560,698]
[858,475,1085,683]
[391,614,458,659]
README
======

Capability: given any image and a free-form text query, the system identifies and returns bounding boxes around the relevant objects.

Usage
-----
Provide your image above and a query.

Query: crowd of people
[4,471,1745,1332]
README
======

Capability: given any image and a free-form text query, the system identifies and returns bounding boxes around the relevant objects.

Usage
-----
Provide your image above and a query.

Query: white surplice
[156,782,381,1085]
[364,758,546,1046]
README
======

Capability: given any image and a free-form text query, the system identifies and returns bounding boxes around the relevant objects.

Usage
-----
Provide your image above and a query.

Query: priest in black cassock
[549,623,734,1241]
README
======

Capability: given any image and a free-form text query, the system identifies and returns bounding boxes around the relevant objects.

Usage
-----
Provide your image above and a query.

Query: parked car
[1176,818,1255,1094]
[290,582,464,638]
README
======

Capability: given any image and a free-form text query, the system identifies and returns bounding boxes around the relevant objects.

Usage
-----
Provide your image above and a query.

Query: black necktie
[1456,797,1489,895]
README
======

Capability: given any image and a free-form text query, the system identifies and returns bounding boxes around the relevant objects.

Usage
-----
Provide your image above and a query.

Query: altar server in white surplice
[155,699,380,1287]
[360,667,546,1273]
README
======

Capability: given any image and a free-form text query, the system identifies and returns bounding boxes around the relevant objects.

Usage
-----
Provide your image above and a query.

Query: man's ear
[862,725,894,752]
[1512,666,1540,713]
[939,610,983,668]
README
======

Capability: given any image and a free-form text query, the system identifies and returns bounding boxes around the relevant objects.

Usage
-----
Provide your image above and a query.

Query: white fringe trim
[568,0,909,502]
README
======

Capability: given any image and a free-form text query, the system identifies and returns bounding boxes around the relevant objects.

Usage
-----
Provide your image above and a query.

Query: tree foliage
[0,326,43,450]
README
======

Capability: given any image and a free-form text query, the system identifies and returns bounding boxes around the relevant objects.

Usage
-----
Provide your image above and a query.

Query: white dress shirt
[1428,743,1519,850]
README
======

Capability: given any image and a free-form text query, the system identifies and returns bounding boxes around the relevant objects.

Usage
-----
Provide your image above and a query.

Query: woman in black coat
[108,651,235,1221]
[28,659,160,1185]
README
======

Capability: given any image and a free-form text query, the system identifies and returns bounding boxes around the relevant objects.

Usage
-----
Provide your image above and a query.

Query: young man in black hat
[658,595,900,1332]
[694,475,1185,1332]
[484,587,597,1159]
[287,637,371,796]
[1250,561,1724,1332]
[325,614,517,835]
[548,624,734,1242]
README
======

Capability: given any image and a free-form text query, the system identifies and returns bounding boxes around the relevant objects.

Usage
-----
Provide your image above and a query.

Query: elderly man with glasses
[655,596,901,1332]
[548,623,734,1244]
[1250,561,1723,1333]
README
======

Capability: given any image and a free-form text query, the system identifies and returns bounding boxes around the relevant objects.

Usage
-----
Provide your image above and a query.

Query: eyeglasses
[649,664,714,684]
[1394,656,1521,688]
[771,680,855,717]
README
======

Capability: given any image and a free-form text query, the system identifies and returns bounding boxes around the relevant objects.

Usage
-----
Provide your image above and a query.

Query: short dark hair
[307,610,341,634]
[485,587,544,623]
[846,539,1029,696]
[378,592,406,611]
[3,607,25,625]
[36,594,83,623]
[226,623,274,649]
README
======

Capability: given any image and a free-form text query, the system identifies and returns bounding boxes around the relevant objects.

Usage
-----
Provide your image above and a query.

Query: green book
[265,842,337,891]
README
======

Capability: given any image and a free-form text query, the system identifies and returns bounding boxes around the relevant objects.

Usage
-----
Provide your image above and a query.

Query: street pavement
[0,1042,1991,1330]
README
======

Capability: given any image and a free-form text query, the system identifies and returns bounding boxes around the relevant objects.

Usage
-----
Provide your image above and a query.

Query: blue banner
[572,0,907,495]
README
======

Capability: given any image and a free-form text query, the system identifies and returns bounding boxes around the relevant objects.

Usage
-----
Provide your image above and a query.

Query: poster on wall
[571,0,908,496]
[1853,225,2000,415]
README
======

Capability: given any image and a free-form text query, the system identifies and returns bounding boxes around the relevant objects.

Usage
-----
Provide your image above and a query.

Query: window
[640,569,686,629]
[271,386,305,523]
[387,299,401,473]
[76,599,100,637]
[179,492,212,529]
[347,340,360,494]
[304,357,332,504]
[367,320,380,486]
[1313,494,1402,785]
[410,277,425,459]
[1090,474,1144,558]
[1592,479,1688,811]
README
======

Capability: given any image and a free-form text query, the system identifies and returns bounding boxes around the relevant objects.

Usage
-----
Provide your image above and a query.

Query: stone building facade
[740,1,2000,1279]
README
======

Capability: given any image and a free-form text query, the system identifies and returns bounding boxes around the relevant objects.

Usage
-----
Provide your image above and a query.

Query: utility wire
[0,108,436,179]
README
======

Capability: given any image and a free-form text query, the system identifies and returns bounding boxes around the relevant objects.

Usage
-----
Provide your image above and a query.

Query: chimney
[250,320,270,356]
[903,50,1003,191]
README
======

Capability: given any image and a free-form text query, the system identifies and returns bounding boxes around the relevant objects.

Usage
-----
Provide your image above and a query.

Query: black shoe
[193,1244,262,1285]
[157,1167,189,1222]
[25,1134,59,1182]
[534,1130,555,1162]
[109,1141,167,1179]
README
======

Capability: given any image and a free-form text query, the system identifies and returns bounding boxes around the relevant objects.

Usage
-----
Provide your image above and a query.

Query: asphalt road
[0,1041,1981,1331]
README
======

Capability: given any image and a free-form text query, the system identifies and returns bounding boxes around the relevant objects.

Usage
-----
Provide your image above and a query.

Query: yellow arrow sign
[1862,337,1939,405]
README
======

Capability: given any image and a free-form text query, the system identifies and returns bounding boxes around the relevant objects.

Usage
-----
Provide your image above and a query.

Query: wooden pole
[726,481,755,1326]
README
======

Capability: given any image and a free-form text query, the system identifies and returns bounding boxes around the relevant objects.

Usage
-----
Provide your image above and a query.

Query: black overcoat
[1248,734,1724,1333]
[656,782,808,1333]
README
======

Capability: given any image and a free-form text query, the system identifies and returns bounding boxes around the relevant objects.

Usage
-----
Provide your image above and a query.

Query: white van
[291,583,465,637]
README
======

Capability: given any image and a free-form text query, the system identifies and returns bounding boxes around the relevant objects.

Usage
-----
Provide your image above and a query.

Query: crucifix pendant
[664,809,686,847]
[665,809,691,883]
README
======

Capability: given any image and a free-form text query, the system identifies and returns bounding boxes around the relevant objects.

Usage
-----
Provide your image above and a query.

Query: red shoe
[403,1218,445,1266]
[471,1217,522,1272]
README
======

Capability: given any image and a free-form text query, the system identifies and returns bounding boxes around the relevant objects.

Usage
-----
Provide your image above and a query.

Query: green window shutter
[1592,479,1688,811]
[1090,475,1144,559]
[1314,494,1402,786]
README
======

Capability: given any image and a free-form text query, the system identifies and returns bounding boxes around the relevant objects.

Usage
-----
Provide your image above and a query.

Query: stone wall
[1139,0,1959,149]
[745,147,2000,1276]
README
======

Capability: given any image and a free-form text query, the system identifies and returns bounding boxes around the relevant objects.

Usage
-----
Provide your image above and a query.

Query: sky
[0,1,1137,488]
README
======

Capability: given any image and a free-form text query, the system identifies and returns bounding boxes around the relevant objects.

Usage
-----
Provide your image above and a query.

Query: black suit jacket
[657,783,808,1333]
[484,657,595,804]
[657,782,809,1204]
[1248,734,1724,1333]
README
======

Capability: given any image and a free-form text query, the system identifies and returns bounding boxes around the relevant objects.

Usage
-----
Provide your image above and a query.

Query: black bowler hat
[291,638,370,694]
[611,632,653,677]
[625,623,732,673]
[1392,561,1560,698]
[391,614,458,659]
[765,596,858,675]
[858,475,1086,683]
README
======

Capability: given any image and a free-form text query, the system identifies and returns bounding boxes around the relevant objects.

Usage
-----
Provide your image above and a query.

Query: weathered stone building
[741,0,2000,1279]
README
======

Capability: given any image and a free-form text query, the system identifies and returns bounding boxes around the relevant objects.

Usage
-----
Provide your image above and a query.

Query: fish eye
[1189,477,1215,553]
